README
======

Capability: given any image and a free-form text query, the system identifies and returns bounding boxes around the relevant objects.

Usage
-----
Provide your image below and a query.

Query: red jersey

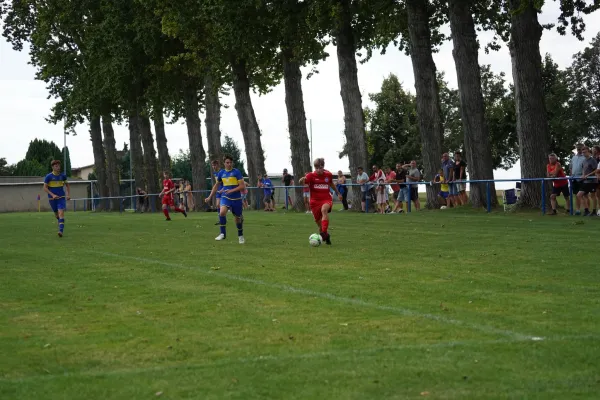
[163,179,175,198]
[547,163,567,187]
[305,170,334,203]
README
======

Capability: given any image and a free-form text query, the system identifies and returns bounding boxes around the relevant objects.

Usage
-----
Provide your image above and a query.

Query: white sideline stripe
[92,251,535,340]
[2,334,597,382]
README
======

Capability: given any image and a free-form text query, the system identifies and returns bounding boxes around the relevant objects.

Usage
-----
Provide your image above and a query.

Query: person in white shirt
[356,167,370,212]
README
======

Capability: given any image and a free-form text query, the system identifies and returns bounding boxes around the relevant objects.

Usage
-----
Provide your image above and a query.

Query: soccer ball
[309,233,322,247]
[440,206,447,210]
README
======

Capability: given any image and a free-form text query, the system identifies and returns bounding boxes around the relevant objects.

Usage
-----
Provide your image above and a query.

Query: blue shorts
[220,197,243,217]
[438,191,449,199]
[216,191,222,200]
[49,197,66,212]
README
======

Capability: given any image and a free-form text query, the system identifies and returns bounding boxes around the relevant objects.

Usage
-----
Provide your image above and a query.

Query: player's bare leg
[320,203,332,245]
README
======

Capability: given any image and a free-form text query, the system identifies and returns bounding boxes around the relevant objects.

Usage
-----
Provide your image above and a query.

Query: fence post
[486,182,491,213]
[285,187,289,210]
[569,178,574,216]
[150,195,155,213]
[541,179,546,215]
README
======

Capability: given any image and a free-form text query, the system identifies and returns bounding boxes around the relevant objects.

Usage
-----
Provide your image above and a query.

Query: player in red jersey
[299,158,343,245]
[159,171,187,221]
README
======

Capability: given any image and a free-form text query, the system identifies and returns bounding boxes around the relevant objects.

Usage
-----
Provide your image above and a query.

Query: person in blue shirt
[260,173,274,211]
[205,154,246,244]
[43,160,71,237]
[211,159,225,225]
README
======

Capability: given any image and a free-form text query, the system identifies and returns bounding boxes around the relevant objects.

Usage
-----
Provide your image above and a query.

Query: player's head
[51,160,61,173]
[163,170,171,179]
[223,154,234,170]
[313,158,325,174]
[211,159,220,171]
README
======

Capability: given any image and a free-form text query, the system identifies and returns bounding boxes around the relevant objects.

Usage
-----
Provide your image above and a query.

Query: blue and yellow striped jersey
[217,168,243,200]
[44,172,67,198]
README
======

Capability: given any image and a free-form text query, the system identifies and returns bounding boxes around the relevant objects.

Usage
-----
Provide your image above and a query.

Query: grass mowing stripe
[90,250,537,341]
[2,334,597,383]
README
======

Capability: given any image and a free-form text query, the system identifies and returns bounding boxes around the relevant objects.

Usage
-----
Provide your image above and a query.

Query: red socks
[163,209,170,218]
[321,220,329,234]
[175,207,184,213]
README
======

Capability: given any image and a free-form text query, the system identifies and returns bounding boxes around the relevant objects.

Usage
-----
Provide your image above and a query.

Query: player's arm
[328,179,343,201]
[205,180,222,202]
[43,183,58,199]
[65,180,71,200]
[225,178,245,194]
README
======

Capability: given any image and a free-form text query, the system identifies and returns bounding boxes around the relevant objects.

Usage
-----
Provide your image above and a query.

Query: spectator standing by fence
[576,147,598,216]
[547,153,569,215]
[406,161,421,211]
[571,144,585,215]
[282,168,294,209]
[336,171,349,211]
[453,152,467,206]
[356,167,370,212]
[393,163,407,213]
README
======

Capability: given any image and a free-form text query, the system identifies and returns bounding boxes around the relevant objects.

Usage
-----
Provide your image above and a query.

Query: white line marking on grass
[91,251,536,340]
[2,334,597,383]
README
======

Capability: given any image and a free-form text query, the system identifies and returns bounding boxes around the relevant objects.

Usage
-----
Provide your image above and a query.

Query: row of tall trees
[366,43,600,173]
[1,0,598,210]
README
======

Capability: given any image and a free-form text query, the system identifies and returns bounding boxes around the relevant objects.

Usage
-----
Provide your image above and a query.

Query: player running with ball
[299,158,343,245]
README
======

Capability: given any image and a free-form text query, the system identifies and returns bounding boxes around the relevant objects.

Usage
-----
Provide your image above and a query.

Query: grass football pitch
[0,209,599,399]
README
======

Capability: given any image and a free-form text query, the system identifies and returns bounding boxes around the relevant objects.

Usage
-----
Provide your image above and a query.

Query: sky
[1,2,599,188]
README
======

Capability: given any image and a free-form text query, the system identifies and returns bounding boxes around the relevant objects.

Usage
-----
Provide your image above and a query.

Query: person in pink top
[384,166,400,213]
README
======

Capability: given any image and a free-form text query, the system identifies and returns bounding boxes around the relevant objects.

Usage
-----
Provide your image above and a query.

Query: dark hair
[51,160,61,167]
[211,159,220,165]
[223,154,234,162]
[454,151,461,156]
[357,166,363,170]
[313,158,325,168]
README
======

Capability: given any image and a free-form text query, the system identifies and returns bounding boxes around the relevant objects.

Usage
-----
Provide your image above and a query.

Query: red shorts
[162,195,174,207]
[310,201,332,222]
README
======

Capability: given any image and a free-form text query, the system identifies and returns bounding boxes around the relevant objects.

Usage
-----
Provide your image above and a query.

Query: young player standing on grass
[299,158,343,245]
[43,160,70,237]
[159,171,187,221]
[205,154,246,244]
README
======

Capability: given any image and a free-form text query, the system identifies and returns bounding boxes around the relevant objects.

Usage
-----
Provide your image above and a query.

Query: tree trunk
[508,0,551,208]
[283,48,312,212]
[140,116,161,210]
[447,0,497,208]
[128,112,146,211]
[205,73,223,166]
[232,58,266,203]
[183,81,207,210]
[405,0,444,209]
[335,0,369,211]
[153,110,171,176]
[102,115,121,211]
[89,114,108,211]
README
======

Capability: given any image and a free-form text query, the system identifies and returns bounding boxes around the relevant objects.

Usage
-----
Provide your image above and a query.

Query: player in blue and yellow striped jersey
[43,160,71,237]
[205,154,246,244]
